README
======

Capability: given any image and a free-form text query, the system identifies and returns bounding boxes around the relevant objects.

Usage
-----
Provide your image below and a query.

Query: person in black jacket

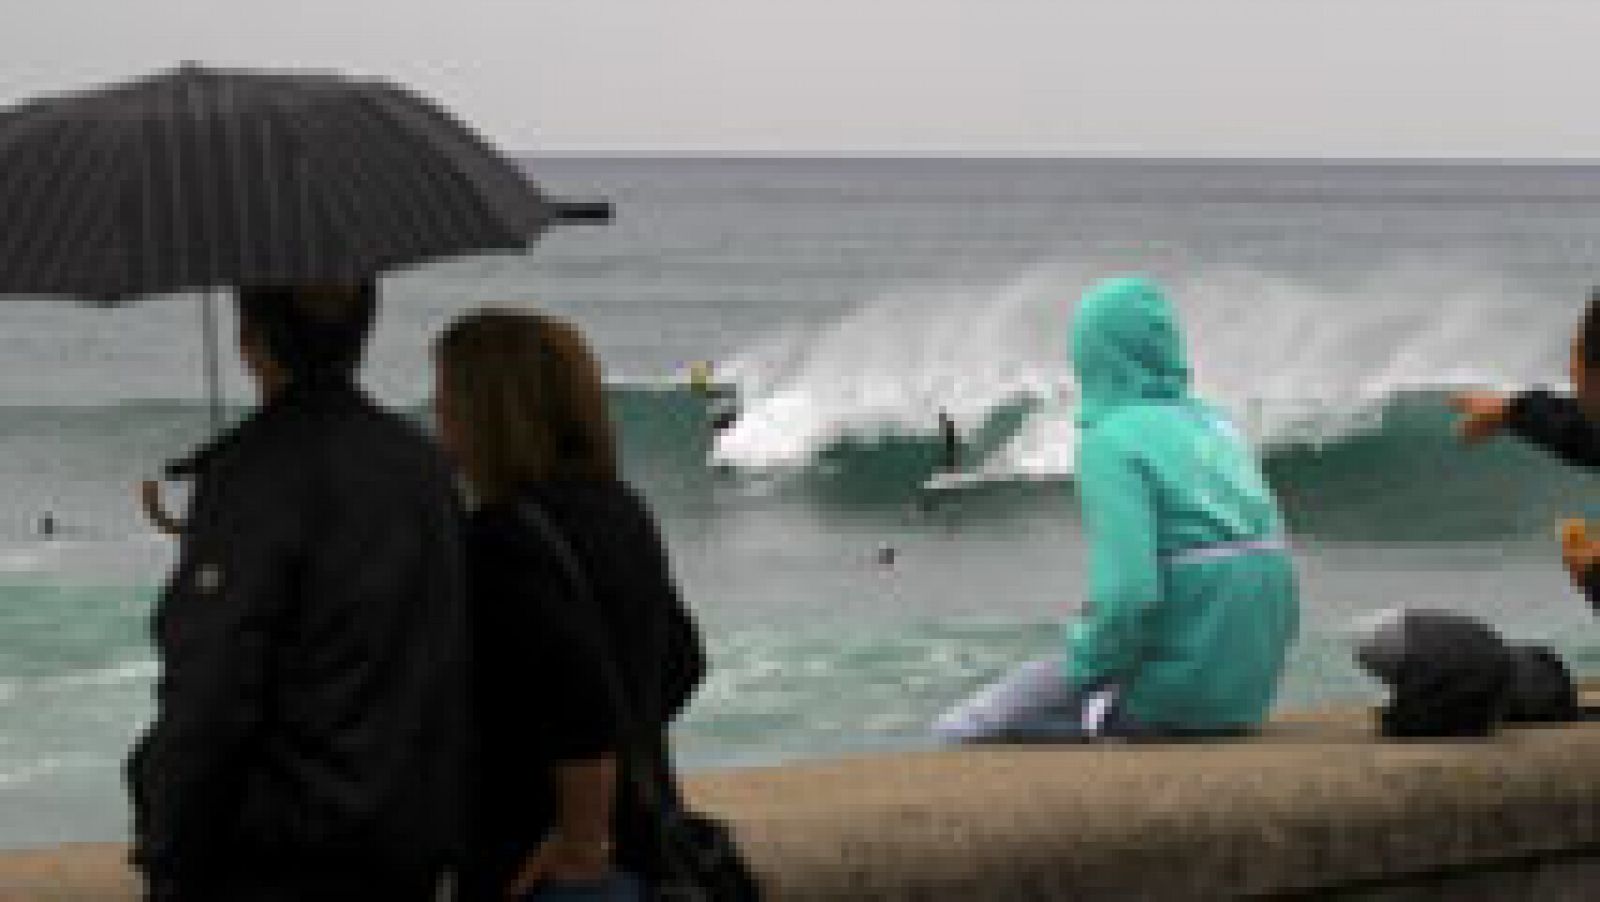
[128,282,469,901]
[1453,288,1600,609]
[432,309,707,901]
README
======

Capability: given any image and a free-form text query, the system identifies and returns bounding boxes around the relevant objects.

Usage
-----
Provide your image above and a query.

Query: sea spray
[714,261,1570,479]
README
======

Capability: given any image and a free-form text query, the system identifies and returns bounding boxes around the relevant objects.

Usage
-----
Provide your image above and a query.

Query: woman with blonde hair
[433,309,706,901]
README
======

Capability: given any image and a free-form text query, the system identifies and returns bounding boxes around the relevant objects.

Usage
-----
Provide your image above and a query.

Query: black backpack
[1503,645,1580,724]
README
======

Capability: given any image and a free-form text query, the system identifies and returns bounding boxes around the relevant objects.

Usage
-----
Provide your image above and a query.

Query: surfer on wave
[688,360,740,432]
[937,408,961,473]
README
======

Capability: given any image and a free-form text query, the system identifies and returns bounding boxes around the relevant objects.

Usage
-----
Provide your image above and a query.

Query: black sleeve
[132,488,298,878]
[495,525,626,762]
[630,505,706,720]
[660,594,707,718]
[1506,390,1600,469]
[1583,568,1600,617]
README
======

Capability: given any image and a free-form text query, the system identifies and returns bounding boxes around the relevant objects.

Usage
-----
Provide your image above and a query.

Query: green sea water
[4,158,1600,846]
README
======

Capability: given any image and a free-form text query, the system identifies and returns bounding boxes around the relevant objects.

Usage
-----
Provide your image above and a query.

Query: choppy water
[4,159,1600,847]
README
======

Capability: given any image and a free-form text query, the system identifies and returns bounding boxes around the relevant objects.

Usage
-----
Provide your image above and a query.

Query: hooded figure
[934,277,1299,742]
[1067,275,1300,730]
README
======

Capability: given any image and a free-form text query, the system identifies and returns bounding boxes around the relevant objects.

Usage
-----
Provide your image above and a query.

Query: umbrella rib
[159,73,191,293]
[2,114,113,293]
[343,93,472,269]
[341,88,532,271]
[253,86,294,284]
[36,112,137,294]
[359,91,487,246]
[297,92,441,277]
[260,86,332,284]
[368,86,540,241]
[374,84,546,233]
[258,88,364,281]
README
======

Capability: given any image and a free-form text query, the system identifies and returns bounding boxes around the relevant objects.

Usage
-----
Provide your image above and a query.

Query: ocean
[3,158,1600,848]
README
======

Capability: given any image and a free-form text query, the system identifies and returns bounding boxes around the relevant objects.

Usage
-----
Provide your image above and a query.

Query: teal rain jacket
[1066,276,1300,729]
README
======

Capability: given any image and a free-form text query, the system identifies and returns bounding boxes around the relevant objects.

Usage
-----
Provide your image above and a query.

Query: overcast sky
[4,0,1598,157]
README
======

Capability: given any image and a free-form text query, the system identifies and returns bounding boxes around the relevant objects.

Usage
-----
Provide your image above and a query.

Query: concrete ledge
[696,708,1600,899]
[4,698,1600,900]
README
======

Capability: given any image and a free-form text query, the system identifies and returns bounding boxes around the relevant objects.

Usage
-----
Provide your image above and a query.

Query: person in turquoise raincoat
[934,276,1300,741]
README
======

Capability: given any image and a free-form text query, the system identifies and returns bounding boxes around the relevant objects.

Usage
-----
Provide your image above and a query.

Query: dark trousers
[149,867,443,902]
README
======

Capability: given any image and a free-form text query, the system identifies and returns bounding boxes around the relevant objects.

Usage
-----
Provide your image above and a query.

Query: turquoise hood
[1064,276,1299,729]
[1070,276,1191,427]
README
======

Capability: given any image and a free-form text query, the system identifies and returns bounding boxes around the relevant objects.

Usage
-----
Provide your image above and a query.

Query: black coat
[462,479,706,895]
[129,379,469,882]
[1507,389,1600,605]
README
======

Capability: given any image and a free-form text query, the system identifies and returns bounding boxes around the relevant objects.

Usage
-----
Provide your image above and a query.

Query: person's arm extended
[132,501,294,879]
[1506,390,1600,468]
[1067,429,1161,689]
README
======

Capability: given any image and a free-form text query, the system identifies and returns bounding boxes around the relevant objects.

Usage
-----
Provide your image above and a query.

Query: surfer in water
[689,360,741,432]
[937,408,961,472]
[36,511,58,539]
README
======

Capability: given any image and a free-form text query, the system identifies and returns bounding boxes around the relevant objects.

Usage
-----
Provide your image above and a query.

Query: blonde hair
[435,309,618,503]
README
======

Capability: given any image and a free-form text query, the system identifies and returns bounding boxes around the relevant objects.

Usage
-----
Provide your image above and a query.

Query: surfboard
[919,470,990,492]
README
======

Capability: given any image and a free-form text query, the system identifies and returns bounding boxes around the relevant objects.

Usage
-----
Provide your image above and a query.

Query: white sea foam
[713,261,1565,477]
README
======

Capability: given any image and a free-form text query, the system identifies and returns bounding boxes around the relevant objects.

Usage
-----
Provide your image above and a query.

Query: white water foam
[713,261,1569,479]
[0,535,172,579]
[34,660,157,694]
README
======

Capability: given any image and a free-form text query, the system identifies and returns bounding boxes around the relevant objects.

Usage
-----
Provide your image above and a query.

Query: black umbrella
[0,63,600,427]
[0,63,552,297]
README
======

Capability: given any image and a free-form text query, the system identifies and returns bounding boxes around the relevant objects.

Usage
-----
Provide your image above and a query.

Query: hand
[137,479,183,536]
[1450,393,1511,444]
[504,833,614,899]
[1559,518,1600,584]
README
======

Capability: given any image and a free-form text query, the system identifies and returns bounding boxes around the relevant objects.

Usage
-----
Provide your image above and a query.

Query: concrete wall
[3,703,1599,900]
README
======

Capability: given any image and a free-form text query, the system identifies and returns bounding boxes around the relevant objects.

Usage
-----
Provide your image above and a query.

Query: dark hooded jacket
[129,378,469,882]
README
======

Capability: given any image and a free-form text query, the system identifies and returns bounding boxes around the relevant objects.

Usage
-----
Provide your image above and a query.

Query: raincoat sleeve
[1506,390,1600,469]
[131,488,299,878]
[1067,428,1162,688]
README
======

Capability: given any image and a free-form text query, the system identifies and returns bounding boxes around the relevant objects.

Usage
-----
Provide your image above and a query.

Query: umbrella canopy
[0,63,553,300]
